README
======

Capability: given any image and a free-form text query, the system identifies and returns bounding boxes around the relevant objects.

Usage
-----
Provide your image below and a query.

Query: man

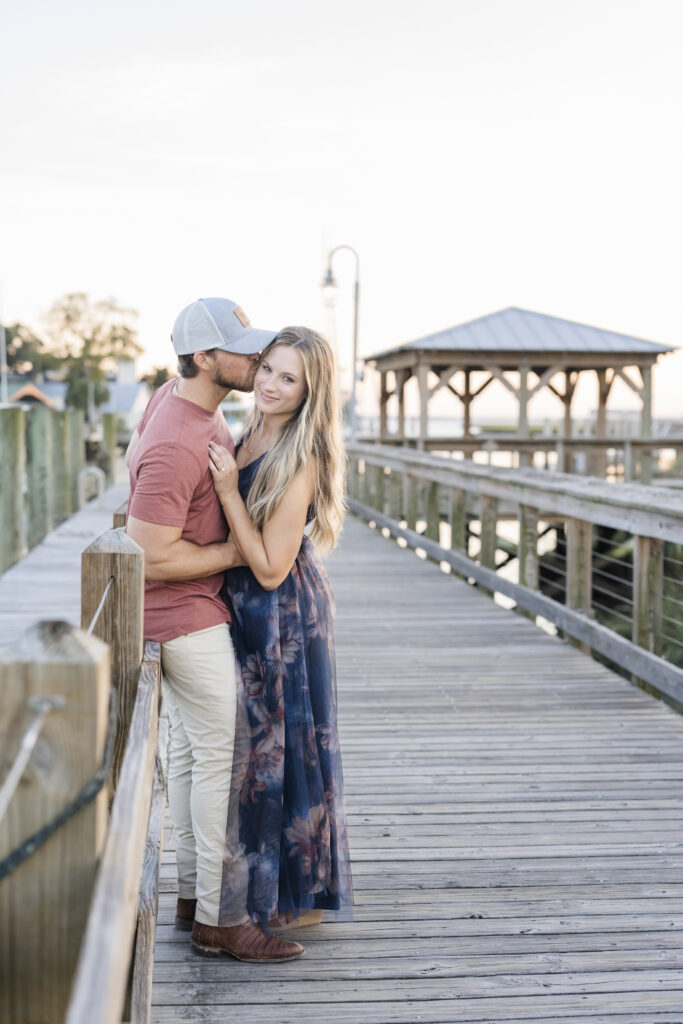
[126,297,303,962]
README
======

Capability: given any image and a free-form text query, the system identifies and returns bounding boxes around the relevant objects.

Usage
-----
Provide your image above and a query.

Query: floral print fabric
[218,453,353,927]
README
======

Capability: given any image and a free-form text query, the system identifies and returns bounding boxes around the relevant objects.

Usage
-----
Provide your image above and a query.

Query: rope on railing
[0,689,116,884]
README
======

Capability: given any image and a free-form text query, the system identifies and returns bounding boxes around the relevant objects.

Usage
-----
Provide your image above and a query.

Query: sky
[2,0,682,423]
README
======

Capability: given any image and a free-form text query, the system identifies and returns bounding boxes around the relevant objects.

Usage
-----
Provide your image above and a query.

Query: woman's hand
[209,442,239,500]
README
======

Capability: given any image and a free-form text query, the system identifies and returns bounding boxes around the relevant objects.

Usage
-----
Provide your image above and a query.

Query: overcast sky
[2,0,682,420]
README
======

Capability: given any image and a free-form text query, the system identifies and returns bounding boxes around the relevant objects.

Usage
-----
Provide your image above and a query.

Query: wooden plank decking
[153,516,683,1023]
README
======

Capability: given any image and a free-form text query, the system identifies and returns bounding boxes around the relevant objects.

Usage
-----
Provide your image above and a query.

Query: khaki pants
[161,623,248,927]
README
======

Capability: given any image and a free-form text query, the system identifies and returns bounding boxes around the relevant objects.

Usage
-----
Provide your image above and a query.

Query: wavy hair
[240,327,346,553]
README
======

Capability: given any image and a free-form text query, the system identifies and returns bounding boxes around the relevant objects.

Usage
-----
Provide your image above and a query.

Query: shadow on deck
[152,516,683,1024]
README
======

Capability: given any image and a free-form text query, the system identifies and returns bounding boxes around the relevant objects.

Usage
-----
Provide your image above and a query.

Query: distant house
[100,360,151,435]
[9,359,151,436]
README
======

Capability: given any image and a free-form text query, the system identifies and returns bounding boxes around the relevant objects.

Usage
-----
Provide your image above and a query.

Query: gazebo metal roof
[366,307,675,361]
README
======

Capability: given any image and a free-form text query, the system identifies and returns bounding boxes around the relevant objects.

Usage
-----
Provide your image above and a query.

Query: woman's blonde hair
[240,326,346,553]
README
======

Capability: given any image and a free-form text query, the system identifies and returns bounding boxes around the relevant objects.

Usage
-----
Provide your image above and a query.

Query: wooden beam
[528,365,564,398]
[483,364,519,397]
[429,365,461,398]
[613,367,644,397]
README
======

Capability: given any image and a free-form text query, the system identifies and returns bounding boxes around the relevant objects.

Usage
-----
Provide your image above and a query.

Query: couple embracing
[126,297,353,963]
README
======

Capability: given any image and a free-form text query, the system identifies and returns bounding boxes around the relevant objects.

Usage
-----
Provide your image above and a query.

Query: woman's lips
[259,390,277,403]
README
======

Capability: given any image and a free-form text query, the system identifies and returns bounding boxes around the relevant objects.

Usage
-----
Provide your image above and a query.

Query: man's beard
[211,368,256,393]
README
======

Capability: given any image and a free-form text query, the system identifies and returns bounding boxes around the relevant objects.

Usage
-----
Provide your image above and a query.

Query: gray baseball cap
[172,297,277,356]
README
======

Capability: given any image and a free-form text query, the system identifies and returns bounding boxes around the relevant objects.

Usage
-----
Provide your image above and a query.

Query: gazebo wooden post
[416,361,429,451]
[379,371,389,440]
[518,363,530,467]
[594,369,614,477]
[640,364,653,484]
[463,371,472,439]
[561,371,577,473]
[397,369,408,439]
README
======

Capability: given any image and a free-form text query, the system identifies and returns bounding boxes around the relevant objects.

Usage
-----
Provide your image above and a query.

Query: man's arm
[126,515,244,580]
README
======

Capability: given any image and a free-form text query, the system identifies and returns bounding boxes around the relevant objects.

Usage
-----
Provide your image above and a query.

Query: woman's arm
[209,443,315,590]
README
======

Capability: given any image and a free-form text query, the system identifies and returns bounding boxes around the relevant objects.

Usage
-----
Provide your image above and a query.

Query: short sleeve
[129,443,204,527]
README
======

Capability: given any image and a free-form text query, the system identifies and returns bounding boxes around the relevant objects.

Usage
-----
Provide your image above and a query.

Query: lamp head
[321,267,338,289]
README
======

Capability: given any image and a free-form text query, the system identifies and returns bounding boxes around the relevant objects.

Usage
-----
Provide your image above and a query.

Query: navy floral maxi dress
[218,453,353,928]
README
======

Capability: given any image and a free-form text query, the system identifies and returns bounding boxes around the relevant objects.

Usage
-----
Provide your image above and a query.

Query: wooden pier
[153,515,683,1023]
[2,497,683,1022]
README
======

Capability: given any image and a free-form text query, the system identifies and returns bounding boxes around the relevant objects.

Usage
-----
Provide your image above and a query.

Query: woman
[208,326,353,936]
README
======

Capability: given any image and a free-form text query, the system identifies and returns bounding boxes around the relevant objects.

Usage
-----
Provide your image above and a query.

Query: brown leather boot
[192,920,304,962]
[175,897,197,931]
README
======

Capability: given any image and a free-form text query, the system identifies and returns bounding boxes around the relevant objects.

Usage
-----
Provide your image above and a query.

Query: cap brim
[216,327,278,355]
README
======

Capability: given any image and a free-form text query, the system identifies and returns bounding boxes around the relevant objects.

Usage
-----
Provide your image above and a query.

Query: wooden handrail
[348,443,683,705]
[348,442,683,540]
[66,642,161,1024]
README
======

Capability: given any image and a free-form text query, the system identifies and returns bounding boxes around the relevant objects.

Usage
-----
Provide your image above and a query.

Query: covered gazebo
[365,307,675,450]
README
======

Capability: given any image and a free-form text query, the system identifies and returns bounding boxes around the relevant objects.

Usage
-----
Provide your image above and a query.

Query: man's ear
[193,350,211,371]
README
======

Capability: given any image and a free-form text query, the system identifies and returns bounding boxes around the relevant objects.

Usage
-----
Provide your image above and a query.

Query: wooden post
[0,406,26,573]
[113,501,128,529]
[633,535,663,656]
[623,440,635,482]
[478,495,498,596]
[479,496,498,573]
[379,372,389,441]
[53,411,73,525]
[0,621,110,1024]
[416,362,429,451]
[69,410,86,511]
[449,487,467,553]
[639,364,653,484]
[81,529,145,791]
[517,364,530,466]
[562,372,577,472]
[346,455,358,501]
[403,474,418,531]
[101,413,117,486]
[463,371,472,439]
[373,465,386,515]
[566,517,593,652]
[425,482,440,542]
[594,369,613,478]
[25,406,54,551]
[518,505,539,589]
[397,370,407,439]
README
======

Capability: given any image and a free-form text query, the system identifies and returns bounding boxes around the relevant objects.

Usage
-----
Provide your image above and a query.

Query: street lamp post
[321,245,360,440]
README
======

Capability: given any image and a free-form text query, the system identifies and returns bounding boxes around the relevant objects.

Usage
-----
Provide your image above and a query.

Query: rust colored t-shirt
[127,378,235,642]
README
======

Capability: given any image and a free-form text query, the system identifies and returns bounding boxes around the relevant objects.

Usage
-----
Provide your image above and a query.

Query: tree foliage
[140,366,172,391]
[4,322,60,376]
[44,293,143,412]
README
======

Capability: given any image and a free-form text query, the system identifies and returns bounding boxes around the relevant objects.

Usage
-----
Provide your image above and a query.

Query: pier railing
[0,508,164,1024]
[348,442,683,707]
[0,405,119,575]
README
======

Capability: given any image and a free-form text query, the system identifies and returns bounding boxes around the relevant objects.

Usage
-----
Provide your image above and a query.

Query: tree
[140,366,172,391]
[4,322,60,376]
[44,293,142,415]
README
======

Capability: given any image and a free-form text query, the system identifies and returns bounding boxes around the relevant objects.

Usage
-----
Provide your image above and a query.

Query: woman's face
[254,344,307,418]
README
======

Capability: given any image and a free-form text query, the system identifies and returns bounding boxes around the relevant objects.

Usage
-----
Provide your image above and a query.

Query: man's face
[207,349,260,393]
